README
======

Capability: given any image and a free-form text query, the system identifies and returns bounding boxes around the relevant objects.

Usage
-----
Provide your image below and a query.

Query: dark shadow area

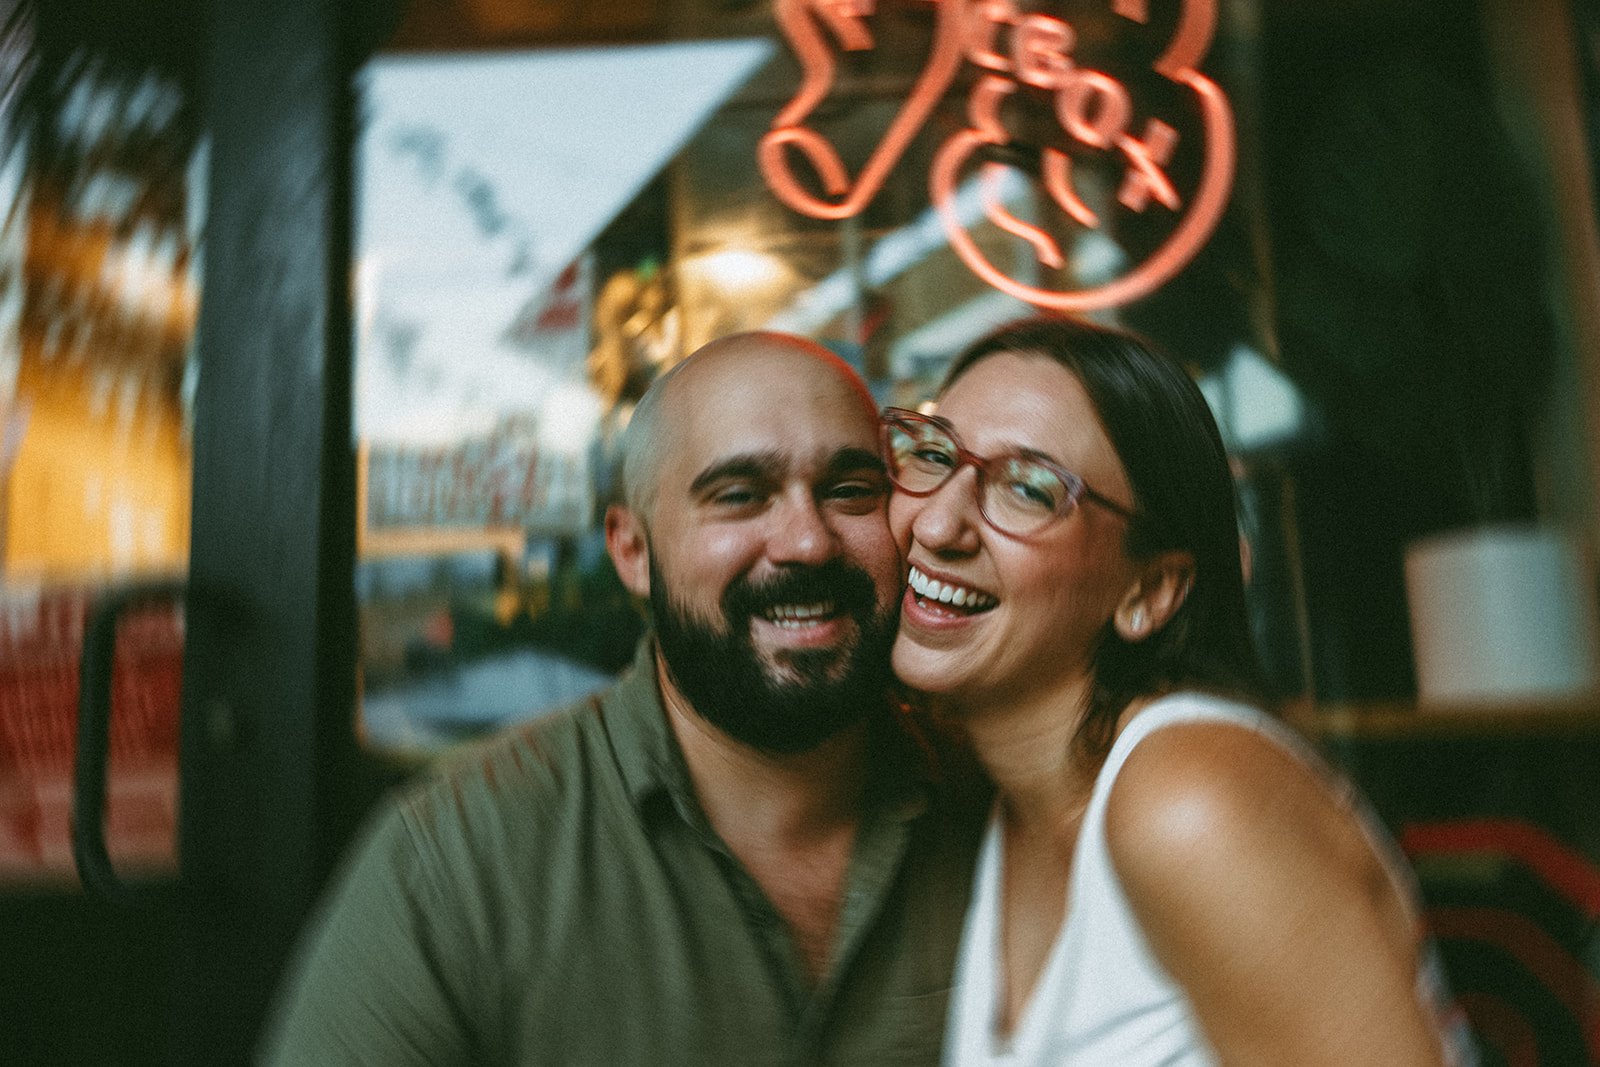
[1261,2,1553,700]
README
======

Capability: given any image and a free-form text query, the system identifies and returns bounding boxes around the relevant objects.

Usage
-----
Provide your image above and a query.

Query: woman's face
[890,351,1141,709]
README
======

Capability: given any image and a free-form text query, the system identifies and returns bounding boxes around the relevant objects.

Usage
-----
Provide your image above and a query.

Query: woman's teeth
[908,567,997,611]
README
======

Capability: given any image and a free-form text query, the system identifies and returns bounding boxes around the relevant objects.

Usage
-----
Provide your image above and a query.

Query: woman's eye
[911,445,957,468]
[1001,477,1061,512]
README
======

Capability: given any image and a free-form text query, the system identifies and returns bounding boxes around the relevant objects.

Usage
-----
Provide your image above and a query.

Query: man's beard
[649,554,898,754]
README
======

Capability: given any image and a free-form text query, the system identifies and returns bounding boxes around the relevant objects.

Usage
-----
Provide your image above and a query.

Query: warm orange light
[691,248,790,294]
[761,0,1236,312]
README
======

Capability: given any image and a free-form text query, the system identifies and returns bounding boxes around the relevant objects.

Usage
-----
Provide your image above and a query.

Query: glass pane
[350,44,793,750]
[350,9,1292,753]
[0,14,198,885]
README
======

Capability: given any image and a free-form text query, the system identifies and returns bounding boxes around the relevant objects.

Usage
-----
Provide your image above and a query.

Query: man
[262,331,987,1064]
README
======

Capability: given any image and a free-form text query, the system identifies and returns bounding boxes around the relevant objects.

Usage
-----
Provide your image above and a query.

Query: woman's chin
[891,635,970,699]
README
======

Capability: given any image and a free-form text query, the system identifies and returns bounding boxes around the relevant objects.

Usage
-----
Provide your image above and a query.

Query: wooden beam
[176,0,361,1059]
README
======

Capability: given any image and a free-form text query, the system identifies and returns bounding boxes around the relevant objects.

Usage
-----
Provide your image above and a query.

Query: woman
[881,317,1474,1065]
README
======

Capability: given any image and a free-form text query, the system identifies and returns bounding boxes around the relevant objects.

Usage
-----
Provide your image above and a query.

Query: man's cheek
[837,513,900,561]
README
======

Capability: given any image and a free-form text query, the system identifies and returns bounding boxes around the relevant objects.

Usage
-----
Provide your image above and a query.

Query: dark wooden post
[177,1,373,1059]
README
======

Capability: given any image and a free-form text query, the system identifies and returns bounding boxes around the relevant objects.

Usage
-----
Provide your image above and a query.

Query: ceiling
[382,0,774,53]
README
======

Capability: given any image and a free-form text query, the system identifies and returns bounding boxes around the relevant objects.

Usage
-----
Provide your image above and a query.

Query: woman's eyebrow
[1014,445,1065,466]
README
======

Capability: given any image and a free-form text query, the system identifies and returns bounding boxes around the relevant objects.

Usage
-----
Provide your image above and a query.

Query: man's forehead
[648,340,878,486]
[674,364,874,441]
[690,354,862,405]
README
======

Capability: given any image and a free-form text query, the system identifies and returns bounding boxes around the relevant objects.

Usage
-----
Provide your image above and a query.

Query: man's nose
[767,490,840,565]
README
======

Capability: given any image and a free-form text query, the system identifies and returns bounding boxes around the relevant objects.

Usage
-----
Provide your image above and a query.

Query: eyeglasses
[880,408,1137,537]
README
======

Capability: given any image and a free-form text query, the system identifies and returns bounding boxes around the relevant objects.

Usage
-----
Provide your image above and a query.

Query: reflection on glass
[349,17,1297,751]
[353,43,775,752]
[0,9,198,884]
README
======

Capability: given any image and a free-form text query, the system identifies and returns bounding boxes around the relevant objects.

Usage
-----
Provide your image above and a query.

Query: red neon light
[966,1,1014,73]
[1043,149,1098,228]
[761,0,1237,311]
[1113,0,1148,22]
[1014,14,1076,88]
[759,0,968,220]
[1427,906,1600,1065]
[1056,69,1130,148]
[1402,818,1600,919]
[983,163,1065,268]
[1118,118,1180,211]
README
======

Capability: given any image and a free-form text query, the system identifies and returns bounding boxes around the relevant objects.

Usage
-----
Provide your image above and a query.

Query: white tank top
[942,692,1476,1067]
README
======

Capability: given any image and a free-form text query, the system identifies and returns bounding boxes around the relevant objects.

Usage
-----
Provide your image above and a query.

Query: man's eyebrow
[688,446,885,496]
[688,451,786,496]
[824,446,887,477]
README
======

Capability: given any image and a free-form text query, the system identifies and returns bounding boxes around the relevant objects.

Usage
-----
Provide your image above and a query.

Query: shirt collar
[601,636,941,827]
[603,636,694,814]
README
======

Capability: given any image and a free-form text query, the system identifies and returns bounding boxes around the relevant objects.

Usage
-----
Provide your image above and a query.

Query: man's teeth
[908,567,997,610]
[764,602,834,628]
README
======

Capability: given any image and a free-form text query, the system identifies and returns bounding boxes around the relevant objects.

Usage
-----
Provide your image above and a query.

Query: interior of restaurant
[2,0,1598,1062]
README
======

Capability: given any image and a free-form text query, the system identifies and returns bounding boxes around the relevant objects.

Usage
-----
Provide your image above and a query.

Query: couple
[265,320,1469,1064]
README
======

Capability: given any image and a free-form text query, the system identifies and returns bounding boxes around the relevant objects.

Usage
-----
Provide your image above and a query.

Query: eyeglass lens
[884,417,1074,536]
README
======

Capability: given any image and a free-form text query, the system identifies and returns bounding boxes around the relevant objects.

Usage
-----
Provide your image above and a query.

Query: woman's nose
[909,466,983,555]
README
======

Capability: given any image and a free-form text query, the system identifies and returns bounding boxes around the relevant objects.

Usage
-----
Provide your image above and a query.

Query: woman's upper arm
[1104,721,1447,1067]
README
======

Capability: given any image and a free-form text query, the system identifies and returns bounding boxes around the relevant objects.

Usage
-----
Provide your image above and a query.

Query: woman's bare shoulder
[1102,710,1390,955]
[1099,710,1440,1064]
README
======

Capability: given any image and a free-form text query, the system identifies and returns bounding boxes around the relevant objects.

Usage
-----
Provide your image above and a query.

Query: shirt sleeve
[257,797,483,1066]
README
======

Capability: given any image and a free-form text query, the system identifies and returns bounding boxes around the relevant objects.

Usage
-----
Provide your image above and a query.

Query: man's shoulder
[391,687,631,845]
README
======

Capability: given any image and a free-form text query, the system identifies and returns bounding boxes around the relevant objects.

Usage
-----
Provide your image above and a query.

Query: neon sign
[759,0,1235,311]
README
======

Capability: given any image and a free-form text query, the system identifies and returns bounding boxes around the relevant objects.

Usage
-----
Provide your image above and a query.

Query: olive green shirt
[262,640,987,1065]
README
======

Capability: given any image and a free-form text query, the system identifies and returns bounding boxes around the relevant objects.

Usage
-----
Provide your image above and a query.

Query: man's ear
[1113,551,1195,642]
[604,504,651,598]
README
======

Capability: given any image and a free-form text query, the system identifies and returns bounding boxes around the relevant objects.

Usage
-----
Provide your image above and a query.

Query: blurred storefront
[3,0,1600,1062]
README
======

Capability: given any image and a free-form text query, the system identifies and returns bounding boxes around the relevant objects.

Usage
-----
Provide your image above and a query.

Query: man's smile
[760,600,837,628]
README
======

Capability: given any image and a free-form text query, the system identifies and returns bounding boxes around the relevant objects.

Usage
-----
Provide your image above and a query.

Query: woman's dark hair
[940,315,1265,757]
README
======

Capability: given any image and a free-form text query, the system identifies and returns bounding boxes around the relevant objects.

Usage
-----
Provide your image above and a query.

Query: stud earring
[1129,608,1147,635]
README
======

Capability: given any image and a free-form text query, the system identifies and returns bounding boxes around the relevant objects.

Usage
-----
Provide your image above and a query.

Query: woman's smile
[906,565,998,613]
[889,353,1138,705]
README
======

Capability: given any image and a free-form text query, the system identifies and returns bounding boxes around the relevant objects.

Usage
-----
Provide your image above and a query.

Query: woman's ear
[1114,551,1195,642]
[604,504,652,598]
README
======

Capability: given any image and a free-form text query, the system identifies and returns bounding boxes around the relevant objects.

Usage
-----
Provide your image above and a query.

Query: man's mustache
[722,560,879,623]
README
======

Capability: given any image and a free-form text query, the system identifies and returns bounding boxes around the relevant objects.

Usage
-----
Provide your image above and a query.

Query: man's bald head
[603,329,899,755]
[618,331,877,523]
